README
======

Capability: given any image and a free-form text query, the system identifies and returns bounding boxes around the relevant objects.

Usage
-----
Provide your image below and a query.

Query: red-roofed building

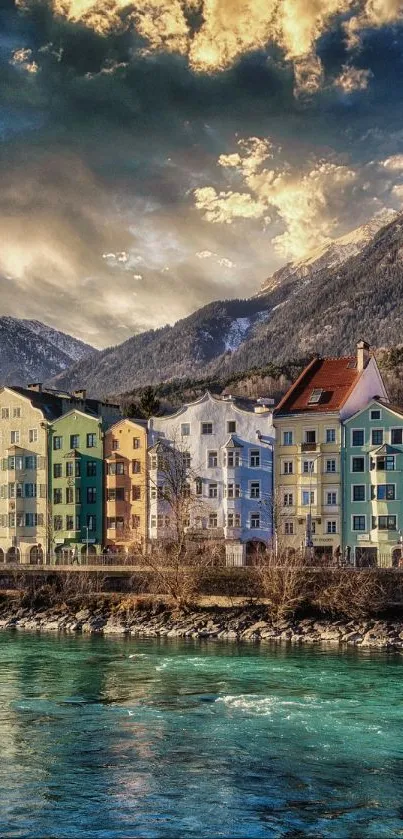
[274,341,388,559]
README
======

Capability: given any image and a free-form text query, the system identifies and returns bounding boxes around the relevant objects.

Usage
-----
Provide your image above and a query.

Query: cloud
[383,155,403,171]
[334,65,372,93]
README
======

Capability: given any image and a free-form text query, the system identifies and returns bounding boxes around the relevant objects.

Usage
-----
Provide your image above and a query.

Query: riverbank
[1,595,403,648]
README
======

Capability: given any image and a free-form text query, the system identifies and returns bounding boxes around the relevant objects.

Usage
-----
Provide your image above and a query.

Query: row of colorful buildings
[1,340,402,567]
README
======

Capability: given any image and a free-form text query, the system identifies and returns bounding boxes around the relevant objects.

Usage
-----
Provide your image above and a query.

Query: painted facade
[49,410,104,560]
[104,419,148,552]
[343,399,403,567]
[274,343,388,559]
[148,392,275,563]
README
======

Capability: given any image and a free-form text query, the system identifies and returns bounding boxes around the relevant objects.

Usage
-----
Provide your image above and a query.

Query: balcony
[301,442,319,453]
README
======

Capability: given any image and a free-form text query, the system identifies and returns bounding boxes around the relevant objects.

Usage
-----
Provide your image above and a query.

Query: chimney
[72,389,86,400]
[356,340,370,372]
[27,383,42,393]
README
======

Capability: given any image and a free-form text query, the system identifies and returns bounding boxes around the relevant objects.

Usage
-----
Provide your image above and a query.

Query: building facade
[148,392,275,564]
[343,399,403,567]
[104,419,148,553]
[49,410,104,560]
[274,342,388,559]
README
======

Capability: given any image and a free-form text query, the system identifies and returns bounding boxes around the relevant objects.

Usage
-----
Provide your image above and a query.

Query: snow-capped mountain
[0,318,96,387]
[48,209,403,397]
[260,208,398,294]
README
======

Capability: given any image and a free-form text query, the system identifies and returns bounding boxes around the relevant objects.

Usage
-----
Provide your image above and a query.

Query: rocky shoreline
[1,602,403,649]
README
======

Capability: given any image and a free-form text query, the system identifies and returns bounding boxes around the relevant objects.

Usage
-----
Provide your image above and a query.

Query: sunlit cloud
[334,65,372,93]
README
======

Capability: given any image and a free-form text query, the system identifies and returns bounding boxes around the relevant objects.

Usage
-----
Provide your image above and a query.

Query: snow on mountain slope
[22,320,94,362]
[260,208,398,294]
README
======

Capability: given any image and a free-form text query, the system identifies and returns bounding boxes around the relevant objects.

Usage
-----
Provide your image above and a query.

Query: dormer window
[308,389,324,405]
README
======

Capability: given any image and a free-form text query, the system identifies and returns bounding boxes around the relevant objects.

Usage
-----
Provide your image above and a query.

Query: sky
[2,1,403,348]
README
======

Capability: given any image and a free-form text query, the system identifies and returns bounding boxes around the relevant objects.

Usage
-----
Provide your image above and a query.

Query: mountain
[0,317,95,387]
[48,210,403,398]
[260,208,398,294]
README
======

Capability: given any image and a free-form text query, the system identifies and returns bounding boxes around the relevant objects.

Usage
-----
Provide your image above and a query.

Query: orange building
[104,419,147,553]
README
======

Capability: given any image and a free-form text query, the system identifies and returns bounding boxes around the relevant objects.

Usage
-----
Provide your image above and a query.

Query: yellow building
[104,419,147,553]
[274,343,388,560]
[0,386,59,564]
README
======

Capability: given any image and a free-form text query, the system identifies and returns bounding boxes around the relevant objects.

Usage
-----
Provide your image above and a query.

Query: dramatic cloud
[1,0,403,345]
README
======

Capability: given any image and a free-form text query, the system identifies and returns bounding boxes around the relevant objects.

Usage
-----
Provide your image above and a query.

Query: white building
[148,392,275,564]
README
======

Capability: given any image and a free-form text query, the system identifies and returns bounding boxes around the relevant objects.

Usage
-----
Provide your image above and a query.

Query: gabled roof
[7,386,65,420]
[63,449,81,459]
[371,443,401,456]
[222,435,243,449]
[275,356,361,415]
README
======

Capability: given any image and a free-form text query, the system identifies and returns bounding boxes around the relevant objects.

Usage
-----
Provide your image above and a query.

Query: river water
[1,632,403,838]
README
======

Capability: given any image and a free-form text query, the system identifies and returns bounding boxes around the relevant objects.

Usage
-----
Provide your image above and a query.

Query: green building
[49,410,105,561]
[343,399,403,567]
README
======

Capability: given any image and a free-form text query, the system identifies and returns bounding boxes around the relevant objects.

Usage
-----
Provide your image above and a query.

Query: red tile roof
[275,356,361,415]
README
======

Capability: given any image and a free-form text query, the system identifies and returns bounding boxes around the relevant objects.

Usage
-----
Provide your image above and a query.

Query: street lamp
[84,525,89,564]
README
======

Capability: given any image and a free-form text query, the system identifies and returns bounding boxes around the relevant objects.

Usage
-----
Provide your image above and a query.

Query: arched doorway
[6,547,20,564]
[30,545,44,565]
[245,540,267,566]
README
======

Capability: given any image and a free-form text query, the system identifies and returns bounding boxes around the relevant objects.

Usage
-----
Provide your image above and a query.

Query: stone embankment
[1,602,403,649]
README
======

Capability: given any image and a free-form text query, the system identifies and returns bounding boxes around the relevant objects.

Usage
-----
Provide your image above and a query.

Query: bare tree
[255,548,313,621]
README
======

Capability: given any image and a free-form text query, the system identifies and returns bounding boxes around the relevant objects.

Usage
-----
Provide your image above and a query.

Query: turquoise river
[1,632,403,838]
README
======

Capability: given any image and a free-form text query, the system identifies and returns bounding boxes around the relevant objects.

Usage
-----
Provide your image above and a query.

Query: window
[376,484,395,500]
[302,490,315,506]
[208,451,218,468]
[53,463,62,479]
[150,515,157,529]
[25,513,42,528]
[53,436,62,450]
[66,487,74,504]
[250,481,260,499]
[376,455,395,471]
[150,455,158,470]
[53,488,62,504]
[227,513,241,528]
[352,429,364,446]
[133,437,141,449]
[283,431,293,446]
[28,428,38,444]
[66,515,74,531]
[87,515,96,532]
[226,450,240,468]
[378,515,397,530]
[284,461,293,475]
[195,478,203,496]
[208,483,218,498]
[16,483,23,498]
[226,483,240,499]
[107,462,125,475]
[391,428,403,444]
[87,461,97,477]
[86,433,96,448]
[25,456,37,470]
[250,450,260,467]
[10,431,19,444]
[371,429,383,446]
[201,423,213,435]
[1,408,9,419]
[132,515,140,529]
[70,435,79,449]
[311,521,316,535]
[132,486,141,501]
[285,521,294,535]
[326,491,337,505]
[209,513,218,528]
[326,428,336,443]
[227,421,236,434]
[353,515,366,531]
[370,409,381,420]
[87,487,97,504]
[353,485,365,501]
[24,483,36,498]
[284,492,293,506]
[326,520,337,534]
[308,389,323,404]
[66,461,73,477]
[12,407,21,418]
[250,513,260,529]
[8,513,15,528]
[325,459,336,473]
[54,516,63,531]
[132,460,141,474]
[352,457,364,472]
[112,439,119,451]
[304,430,316,444]
[107,488,124,501]
[303,460,315,474]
